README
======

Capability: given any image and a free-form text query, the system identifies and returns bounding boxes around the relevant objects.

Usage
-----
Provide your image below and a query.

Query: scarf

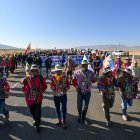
[54,74,62,82]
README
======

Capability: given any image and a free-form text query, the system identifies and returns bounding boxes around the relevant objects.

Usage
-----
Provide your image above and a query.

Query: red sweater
[0,77,10,99]
[21,75,47,106]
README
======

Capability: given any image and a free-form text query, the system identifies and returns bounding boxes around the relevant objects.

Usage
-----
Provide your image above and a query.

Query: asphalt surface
[0,66,140,140]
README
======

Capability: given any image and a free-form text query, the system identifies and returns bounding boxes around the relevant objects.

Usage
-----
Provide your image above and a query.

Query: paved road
[0,67,140,140]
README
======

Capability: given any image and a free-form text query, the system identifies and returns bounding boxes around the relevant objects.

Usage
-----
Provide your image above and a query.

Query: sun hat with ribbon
[81,59,89,65]
[30,64,39,71]
[103,66,112,74]
[122,68,132,75]
[125,57,131,60]
[68,55,72,59]
[54,64,63,71]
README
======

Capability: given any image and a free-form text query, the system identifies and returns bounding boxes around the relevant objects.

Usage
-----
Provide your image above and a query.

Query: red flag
[25,43,31,54]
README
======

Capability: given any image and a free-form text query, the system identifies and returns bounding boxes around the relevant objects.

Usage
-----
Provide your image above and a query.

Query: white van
[112,50,125,56]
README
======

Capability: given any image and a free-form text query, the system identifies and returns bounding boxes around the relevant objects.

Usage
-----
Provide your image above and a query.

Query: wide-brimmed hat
[91,50,96,54]
[122,68,132,75]
[68,55,72,59]
[103,66,112,74]
[117,55,121,59]
[125,57,131,60]
[81,60,89,65]
[30,64,39,71]
[54,64,63,71]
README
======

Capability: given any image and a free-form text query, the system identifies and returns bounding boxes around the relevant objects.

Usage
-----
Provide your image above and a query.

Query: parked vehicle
[112,50,127,56]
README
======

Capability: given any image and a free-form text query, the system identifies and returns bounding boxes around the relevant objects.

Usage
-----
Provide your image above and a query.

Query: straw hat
[103,66,112,74]
[54,64,63,71]
[68,56,72,59]
[125,57,131,60]
[30,64,39,71]
[117,55,121,59]
[122,68,132,75]
[81,60,89,65]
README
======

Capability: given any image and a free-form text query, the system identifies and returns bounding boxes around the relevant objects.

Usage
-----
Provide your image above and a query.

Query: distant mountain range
[0,43,139,50]
[0,44,19,49]
[76,45,140,50]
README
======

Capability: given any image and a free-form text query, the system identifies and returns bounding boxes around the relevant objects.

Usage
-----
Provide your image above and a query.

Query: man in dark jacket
[45,55,52,77]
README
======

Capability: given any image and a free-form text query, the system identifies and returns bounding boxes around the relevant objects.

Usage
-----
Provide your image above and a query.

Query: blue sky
[0,0,140,49]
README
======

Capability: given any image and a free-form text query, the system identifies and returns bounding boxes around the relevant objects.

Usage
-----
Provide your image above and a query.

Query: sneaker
[32,121,36,126]
[82,120,88,125]
[105,120,112,127]
[136,95,140,99]
[102,104,104,112]
[5,113,9,121]
[122,115,128,121]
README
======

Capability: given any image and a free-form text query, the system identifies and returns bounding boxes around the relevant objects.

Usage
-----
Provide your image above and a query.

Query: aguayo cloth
[97,75,118,99]
[72,69,96,93]
[21,75,47,106]
[118,75,137,99]
[50,73,70,96]
[0,77,10,99]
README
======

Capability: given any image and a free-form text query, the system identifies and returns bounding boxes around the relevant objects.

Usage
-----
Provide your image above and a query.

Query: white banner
[65,55,86,64]
[50,55,63,66]
[41,55,89,66]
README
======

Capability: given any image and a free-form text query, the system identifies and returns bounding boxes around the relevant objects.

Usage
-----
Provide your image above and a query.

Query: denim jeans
[77,92,91,119]
[0,99,9,115]
[54,94,67,122]
[121,94,133,115]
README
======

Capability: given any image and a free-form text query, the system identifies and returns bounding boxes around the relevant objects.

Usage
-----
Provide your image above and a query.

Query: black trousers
[5,67,9,77]
[46,67,51,76]
[102,95,114,121]
[29,102,42,127]
[0,68,3,76]
[94,68,100,77]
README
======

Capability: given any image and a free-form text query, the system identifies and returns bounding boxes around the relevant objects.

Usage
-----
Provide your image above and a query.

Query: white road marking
[11,82,20,89]
[11,78,23,89]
